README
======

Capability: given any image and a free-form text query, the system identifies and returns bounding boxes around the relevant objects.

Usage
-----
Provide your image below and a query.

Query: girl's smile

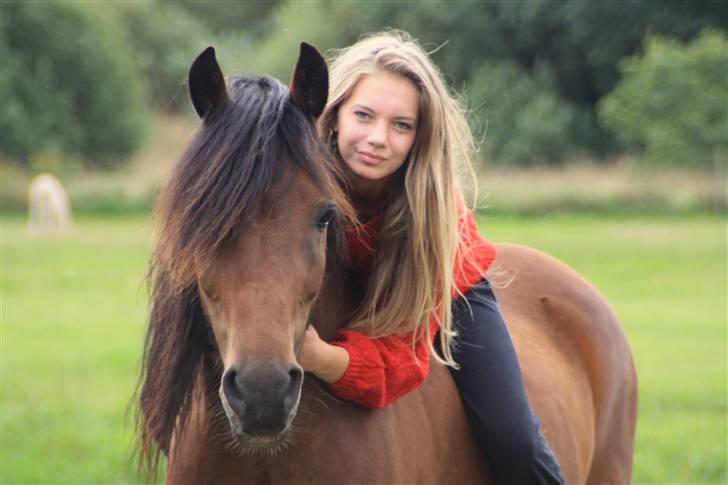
[357,150,386,165]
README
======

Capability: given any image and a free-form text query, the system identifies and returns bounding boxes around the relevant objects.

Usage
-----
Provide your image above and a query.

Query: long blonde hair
[319,31,480,367]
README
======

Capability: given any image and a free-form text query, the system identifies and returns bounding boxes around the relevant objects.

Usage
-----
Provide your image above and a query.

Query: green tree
[599,30,727,168]
[599,30,727,209]
[0,2,149,168]
[252,0,726,161]
[250,0,362,80]
[112,2,211,112]
[362,0,727,106]
[167,0,282,40]
[467,61,581,165]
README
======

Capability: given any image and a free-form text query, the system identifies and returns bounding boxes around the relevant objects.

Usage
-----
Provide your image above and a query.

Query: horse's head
[197,169,334,449]
[140,43,352,464]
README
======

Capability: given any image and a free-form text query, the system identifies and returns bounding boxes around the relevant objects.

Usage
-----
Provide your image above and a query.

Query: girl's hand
[299,326,350,383]
[298,326,325,372]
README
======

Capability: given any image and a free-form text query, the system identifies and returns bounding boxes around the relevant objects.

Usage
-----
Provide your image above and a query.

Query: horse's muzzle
[220,361,303,443]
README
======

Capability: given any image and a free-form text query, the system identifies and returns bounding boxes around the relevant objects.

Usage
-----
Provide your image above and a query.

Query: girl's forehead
[347,71,419,118]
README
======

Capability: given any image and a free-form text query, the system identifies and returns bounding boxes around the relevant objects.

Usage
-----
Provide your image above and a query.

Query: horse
[136,44,638,484]
[28,173,72,233]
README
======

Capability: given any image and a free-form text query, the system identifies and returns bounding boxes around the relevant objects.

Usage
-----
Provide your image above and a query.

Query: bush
[249,0,725,162]
[599,30,727,168]
[467,61,581,166]
[0,163,32,213]
[0,2,149,169]
[112,3,212,113]
[251,0,358,81]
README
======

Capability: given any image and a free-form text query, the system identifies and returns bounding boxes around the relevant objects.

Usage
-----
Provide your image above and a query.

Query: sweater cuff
[327,331,386,408]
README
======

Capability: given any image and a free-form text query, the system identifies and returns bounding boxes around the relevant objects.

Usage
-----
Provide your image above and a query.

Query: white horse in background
[28,174,72,233]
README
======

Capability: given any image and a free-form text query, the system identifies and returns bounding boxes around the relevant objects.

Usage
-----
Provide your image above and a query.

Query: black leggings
[447,279,565,485]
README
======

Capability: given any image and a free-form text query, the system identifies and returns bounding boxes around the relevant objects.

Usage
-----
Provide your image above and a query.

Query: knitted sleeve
[327,319,439,409]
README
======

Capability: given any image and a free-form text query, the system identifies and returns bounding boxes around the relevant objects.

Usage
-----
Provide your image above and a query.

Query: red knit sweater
[328,202,497,409]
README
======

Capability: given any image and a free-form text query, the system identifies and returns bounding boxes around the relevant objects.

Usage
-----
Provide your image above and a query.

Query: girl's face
[335,71,419,200]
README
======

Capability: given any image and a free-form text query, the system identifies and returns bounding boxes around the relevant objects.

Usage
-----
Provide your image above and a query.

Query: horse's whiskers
[222,435,292,458]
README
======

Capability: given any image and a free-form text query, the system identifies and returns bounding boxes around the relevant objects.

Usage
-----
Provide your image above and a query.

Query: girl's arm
[299,326,350,383]
[301,200,493,409]
[299,320,438,409]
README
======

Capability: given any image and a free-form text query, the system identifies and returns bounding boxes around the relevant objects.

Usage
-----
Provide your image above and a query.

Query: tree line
[1,0,725,170]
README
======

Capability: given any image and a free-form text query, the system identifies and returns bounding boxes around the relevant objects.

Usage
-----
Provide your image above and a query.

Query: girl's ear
[289,42,329,119]
[188,47,228,118]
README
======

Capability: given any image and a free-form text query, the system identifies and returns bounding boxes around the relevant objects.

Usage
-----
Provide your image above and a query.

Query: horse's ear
[188,47,228,118]
[289,42,328,119]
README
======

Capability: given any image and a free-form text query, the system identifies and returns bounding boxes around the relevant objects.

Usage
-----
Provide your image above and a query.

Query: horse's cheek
[201,301,229,356]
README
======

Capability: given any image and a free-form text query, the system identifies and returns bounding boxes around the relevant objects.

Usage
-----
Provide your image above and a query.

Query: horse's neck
[310,265,364,342]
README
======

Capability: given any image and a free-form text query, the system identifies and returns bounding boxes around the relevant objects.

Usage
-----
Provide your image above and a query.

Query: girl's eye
[395,121,412,131]
[354,111,370,120]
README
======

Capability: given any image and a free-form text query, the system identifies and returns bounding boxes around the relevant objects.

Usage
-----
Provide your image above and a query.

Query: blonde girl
[299,31,564,484]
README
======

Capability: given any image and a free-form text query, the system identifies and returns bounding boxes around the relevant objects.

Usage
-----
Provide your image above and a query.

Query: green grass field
[2,213,726,483]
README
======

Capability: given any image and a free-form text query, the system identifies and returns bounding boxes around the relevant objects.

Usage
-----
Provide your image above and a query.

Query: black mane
[156,75,339,284]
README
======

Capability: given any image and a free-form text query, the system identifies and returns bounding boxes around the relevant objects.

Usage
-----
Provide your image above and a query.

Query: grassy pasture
[1,213,726,483]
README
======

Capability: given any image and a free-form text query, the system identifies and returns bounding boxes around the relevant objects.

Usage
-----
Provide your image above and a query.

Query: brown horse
[136,44,637,484]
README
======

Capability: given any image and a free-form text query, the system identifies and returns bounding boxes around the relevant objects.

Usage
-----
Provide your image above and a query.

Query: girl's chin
[342,160,377,181]
[346,169,391,198]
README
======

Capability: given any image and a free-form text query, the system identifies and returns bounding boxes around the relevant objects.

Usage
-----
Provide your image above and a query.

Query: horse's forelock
[153,74,353,293]
[153,77,283,281]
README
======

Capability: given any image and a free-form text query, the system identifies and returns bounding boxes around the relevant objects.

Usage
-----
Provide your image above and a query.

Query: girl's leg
[449,279,565,485]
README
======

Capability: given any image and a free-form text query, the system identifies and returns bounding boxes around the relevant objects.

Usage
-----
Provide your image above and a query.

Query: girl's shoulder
[454,201,498,293]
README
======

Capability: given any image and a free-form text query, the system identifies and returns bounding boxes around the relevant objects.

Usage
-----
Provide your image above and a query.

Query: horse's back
[298,365,487,484]
[492,243,638,484]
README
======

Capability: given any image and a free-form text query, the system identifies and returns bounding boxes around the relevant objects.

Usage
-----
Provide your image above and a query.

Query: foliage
[250,0,362,80]
[0,2,149,168]
[599,30,728,168]
[467,61,580,165]
[1,0,725,169]
[0,163,31,212]
[166,0,282,40]
[111,2,212,113]
[379,0,726,105]
[252,0,727,162]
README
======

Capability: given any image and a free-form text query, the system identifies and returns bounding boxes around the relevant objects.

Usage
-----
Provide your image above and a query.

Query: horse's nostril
[287,366,303,398]
[222,368,246,410]
[289,366,303,387]
[221,363,304,435]
[281,366,303,414]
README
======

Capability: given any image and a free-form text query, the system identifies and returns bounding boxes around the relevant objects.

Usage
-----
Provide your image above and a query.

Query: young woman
[299,31,565,484]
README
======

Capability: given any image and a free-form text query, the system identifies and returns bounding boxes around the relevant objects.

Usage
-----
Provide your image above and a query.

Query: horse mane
[134,74,352,480]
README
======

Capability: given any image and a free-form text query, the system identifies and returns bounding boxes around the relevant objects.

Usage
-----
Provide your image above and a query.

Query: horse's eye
[316,205,337,230]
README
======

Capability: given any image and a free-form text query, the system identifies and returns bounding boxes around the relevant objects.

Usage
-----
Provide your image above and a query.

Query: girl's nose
[366,121,387,147]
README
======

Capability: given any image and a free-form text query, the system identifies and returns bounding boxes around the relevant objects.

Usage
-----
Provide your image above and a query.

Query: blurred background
[1,1,726,483]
